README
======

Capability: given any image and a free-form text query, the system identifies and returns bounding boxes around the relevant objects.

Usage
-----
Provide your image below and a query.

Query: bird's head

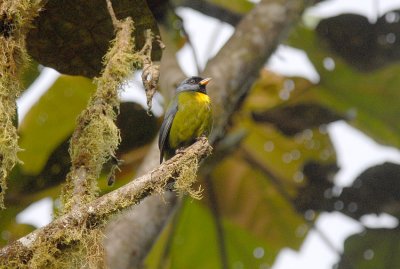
[176,76,212,94]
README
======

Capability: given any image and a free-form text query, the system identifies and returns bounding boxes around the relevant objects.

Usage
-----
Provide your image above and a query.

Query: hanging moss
[0,1,44,209]
[174,157,203,199]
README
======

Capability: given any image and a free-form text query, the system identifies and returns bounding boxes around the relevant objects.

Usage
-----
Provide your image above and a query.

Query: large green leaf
[288,26,400,148]
[210,154,308,257]
[337,228,400,269]
[146,199,277,268]
[338,162,400,219]
[18,75,95,175]
[316,11,400,72]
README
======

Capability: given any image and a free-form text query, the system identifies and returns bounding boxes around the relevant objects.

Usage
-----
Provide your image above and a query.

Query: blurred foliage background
[1,0,400,268]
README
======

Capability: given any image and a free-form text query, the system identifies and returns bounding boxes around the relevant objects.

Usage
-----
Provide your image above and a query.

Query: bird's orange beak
[199,77,212,86]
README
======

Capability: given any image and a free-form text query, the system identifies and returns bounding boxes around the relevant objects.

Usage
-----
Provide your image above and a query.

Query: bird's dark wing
[158,100,178,163]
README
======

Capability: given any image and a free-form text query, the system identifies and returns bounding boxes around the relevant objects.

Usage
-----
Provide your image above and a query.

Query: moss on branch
[0,0,44,209]
[60,16,141,214]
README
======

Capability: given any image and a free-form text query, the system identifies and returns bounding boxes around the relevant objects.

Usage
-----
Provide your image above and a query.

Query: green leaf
[288,26,400,148]
[316,11,400,72]
[18,75,95,175]
[145,199,280,268]
[338,162,400,219]
[210,152,308,258]
[337,228,400,269]
[252,102,344,136]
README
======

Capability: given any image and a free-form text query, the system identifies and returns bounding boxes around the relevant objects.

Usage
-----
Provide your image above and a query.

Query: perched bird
[159,76,213,163]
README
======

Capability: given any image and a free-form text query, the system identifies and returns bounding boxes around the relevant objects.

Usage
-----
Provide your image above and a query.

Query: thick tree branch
[0,138,212,266]
[204,0,312,143]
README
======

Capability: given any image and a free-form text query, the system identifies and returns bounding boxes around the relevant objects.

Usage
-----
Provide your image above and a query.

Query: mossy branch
[50,5,143,266]
[60,8,141,213]
[0,1,44,209]
[0,138,212,268]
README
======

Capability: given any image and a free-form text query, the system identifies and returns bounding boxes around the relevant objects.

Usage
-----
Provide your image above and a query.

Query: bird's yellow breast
[168,91,212,150]
[193,91,211,103]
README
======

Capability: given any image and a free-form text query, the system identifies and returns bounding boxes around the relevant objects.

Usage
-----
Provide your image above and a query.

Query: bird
[159,76,213,163]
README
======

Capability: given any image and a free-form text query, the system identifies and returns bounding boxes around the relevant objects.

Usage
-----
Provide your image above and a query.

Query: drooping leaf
[293,161,338,213]
[338,162,400,219]
[18,75,95,175]
[317,10,400,72]
[27,0,161,77]
[289,25,400,148]
[252,102,344,136]
[337,228,400,269]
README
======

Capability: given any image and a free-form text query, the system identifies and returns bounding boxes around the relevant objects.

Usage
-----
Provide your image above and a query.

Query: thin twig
[106,0,119,29]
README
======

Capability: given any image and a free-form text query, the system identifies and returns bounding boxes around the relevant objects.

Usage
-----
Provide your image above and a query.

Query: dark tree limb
[204,0,313,144]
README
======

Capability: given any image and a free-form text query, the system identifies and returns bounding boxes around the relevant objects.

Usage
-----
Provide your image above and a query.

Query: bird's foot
[176,147,186,154]
[196,134,207,141]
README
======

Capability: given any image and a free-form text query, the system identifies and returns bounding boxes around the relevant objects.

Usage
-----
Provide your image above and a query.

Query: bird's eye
[189,79,195,84]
